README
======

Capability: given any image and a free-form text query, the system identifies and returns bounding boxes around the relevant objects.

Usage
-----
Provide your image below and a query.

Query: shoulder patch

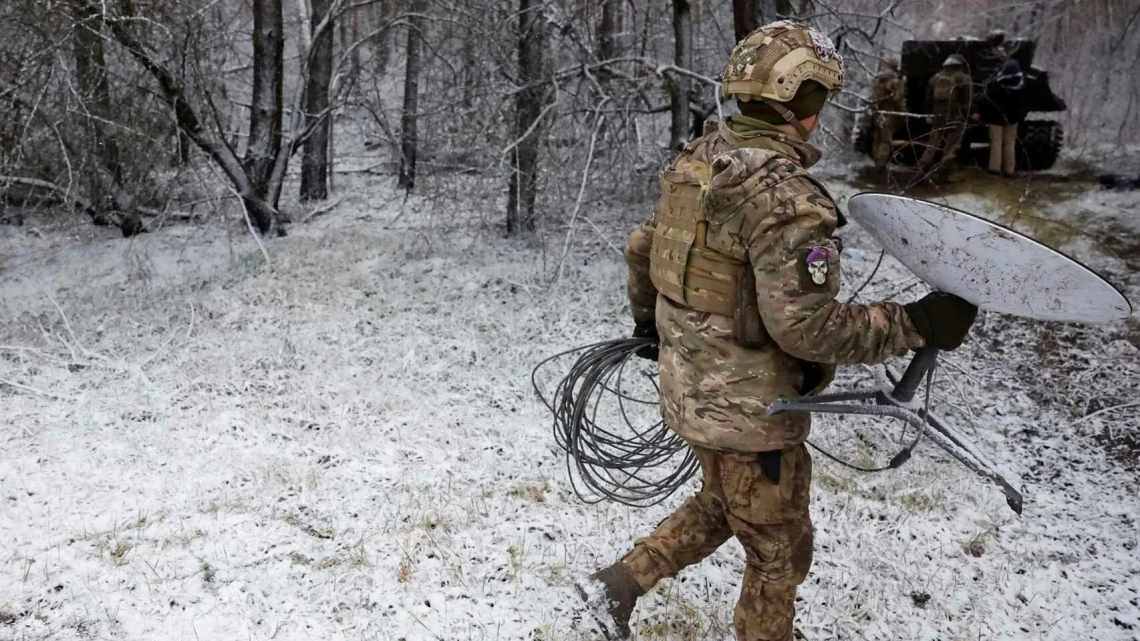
[797,239,841,290]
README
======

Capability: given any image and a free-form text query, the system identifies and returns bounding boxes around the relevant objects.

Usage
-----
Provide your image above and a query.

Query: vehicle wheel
[1016,120,1063,170]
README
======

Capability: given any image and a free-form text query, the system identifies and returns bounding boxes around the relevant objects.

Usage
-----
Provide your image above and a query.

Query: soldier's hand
[632,320,659,361]
[904,292,978,351]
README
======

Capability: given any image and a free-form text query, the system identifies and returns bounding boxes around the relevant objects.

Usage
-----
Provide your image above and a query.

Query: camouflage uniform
[618,115,925,641]
[916,59,972,173]
[870,61,905,168]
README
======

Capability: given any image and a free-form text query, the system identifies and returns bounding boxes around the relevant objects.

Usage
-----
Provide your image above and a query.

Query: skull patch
[805,246,830,285]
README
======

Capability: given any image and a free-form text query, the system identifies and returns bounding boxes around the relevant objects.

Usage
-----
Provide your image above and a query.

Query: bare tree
[598,0,621,61]
[398,1,424,191]
[733,0,797,40]
[506,0,549,236]
[301,0,334,201]
[670,0,693,150]
[460,26,477,108]
[6,0,1136,246]
[70,1,122,188]
[103,0,349,235]
[372,1,397,73]
[68,0,151,235]
[244,0,285,224]
[732,0,758,40]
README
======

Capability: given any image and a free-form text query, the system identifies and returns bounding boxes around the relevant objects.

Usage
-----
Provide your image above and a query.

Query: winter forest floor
[1,147,1139,641]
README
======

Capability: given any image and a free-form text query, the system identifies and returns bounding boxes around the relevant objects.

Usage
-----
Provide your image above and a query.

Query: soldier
[977,29,1010,80]
[576,21,979,641]
[980,59,1027,177]
[916,54,972,175]
[870,56,905,169]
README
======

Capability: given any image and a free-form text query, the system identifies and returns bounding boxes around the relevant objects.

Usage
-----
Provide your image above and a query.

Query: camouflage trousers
[620,443,813,641]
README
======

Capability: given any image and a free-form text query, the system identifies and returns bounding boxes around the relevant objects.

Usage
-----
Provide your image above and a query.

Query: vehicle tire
[1016,120,1063,171]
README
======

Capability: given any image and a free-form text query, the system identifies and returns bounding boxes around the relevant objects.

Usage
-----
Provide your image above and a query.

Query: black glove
[904,292,978,351]
[632,320,659,361]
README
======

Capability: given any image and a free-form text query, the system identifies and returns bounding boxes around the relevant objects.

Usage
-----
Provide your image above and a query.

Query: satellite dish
[847,193,1132,323]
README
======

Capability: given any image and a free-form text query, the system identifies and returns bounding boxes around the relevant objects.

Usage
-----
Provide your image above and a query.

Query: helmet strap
[764,100,812,139]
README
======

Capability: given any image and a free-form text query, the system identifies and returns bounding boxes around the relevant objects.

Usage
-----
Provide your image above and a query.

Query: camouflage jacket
[927,69,972,122]
[626,117,925,452]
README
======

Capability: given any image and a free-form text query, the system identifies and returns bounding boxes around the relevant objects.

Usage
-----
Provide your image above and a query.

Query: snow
[1,154,1138,641]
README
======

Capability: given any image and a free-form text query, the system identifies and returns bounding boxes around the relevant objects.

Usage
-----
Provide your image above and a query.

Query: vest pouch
[682,240,740,317]
[650,165,707,307]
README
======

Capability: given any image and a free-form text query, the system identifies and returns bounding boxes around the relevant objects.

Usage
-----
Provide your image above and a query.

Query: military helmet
[943,53,967,68]
[721,20,845,102]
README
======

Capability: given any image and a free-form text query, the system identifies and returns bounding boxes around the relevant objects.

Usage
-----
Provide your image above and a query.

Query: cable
[805,361,937,472]
[846,249,886,304]
[532,337,698,508]
[534,339,937,508]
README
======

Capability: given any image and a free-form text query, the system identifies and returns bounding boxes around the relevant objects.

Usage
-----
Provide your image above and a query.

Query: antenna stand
[768,346,1024,514]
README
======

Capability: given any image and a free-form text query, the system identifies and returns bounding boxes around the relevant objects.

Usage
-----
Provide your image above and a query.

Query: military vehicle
[854,38,1067,170]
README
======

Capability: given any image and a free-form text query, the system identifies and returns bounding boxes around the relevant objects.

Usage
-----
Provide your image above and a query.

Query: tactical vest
[649,156,742,317]
[649,148,836,348]
[649,154,774,347]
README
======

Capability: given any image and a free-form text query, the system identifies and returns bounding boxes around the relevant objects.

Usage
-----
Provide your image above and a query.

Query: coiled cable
[531,337,698,508]
[534,337,932,508]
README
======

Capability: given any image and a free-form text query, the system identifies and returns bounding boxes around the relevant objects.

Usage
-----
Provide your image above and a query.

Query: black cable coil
[534,336,937,509]
[532,337,699,508]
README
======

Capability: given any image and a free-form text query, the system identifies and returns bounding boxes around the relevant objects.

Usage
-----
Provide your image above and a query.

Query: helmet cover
[722,21,845,103]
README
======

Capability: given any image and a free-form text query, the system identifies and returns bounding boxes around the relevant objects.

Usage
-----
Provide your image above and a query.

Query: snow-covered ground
[1,154,1138,641]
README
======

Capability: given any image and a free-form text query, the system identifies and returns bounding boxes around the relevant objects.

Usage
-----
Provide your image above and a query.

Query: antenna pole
[888,346,940,403]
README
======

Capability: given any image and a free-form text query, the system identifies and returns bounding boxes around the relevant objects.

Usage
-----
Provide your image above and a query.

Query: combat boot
[575,562,644,640]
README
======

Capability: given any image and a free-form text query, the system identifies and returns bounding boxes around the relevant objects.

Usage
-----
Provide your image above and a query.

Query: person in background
[871,56,905,169]
[977,29,1009,79]
[980,59,1027,176]
[916,54,972,176]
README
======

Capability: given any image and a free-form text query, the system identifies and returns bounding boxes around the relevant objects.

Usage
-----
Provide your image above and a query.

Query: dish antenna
[769,193,1133,514]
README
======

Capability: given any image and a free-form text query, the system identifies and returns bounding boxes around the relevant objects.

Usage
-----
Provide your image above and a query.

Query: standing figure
[980,59,1027,176]
[977,29,1009,80]
[870,56,905,168]
[916,54,972,175]
[577,20,978,641]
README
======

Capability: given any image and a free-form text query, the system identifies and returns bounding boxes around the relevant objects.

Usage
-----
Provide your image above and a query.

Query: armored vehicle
[854,38,1067,170]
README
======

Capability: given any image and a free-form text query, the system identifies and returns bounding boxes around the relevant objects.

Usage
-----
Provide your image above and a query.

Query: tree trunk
[301,0,333,201]
[398,2,424,190]
[732,0,758,41]
[506,0,547,236]
[733,0,797,41]
[598,0,619,61]
[461,27,476,108]
[670,0,692,150]
[70,1,123,202]
[345,2,361,77]
[374,1,395,73]
[104,1,284,236]
[70,1,151,236]
[244,0,284,230]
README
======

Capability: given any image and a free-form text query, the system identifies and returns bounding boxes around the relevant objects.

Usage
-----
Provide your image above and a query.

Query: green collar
[721,115,823,168]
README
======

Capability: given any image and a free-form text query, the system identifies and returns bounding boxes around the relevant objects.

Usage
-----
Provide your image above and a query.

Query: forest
[2,0,1137,237]
[1,1,1139,640]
